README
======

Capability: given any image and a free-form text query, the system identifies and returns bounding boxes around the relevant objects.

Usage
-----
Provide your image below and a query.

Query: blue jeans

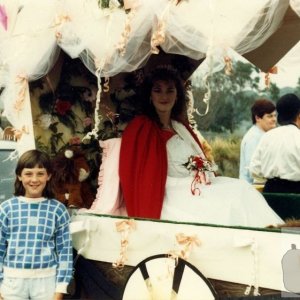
[0,276,56,300]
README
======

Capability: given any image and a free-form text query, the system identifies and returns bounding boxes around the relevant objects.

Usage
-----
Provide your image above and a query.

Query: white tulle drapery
[57,0,170,77]
[0,0,59,153]
[0,0,299,150]
[162,0,290,76]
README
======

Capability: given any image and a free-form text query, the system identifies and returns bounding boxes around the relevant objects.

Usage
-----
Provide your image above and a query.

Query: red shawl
[119,115,203,219]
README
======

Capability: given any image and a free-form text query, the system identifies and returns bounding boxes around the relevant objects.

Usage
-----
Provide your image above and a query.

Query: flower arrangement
[184,155,218,195]
[32,55,142,195]
[184,155,218,173]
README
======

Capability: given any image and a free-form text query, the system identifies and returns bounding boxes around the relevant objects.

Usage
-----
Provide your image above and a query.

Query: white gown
[160,123,284,228]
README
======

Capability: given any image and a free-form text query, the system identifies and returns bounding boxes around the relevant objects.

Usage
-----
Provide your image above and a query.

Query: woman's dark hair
[251,99,276,124]
[140,65,188,124]
[276,93,300,125]
[14,149,54,198]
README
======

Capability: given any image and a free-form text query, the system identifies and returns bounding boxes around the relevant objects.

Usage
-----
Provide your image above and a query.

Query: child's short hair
[14,149,54,198]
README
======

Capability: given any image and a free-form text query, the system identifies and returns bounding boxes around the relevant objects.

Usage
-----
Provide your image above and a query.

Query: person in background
[119,66,283,227]
[239,99,276,183]
[250,93,300,193]
[0,150,73,300]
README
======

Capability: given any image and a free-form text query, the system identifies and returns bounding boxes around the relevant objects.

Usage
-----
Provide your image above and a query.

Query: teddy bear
[51,146,95,208]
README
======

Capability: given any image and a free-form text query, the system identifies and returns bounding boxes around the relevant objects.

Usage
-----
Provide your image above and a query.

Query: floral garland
[184,155,218,195]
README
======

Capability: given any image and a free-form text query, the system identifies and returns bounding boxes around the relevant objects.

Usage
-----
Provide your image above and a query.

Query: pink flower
[69,136,81,145]
[83,117,93,127]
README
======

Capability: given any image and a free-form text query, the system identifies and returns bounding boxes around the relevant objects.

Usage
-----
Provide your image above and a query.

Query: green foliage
[35,136,49,153]
[33,56,98,156]
[193,60,300,135]
[266,82,280,101]
[207,135,241,178]
[30,56,102,194]
[193,61,262,133]
[295,78,300,97]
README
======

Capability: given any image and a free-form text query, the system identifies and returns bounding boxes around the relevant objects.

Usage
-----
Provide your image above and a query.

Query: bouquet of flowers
[184,155,218,195]
[184,155,217,173]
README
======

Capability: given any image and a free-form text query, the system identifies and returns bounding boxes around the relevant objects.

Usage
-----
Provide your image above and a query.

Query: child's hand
[53,292,64,300]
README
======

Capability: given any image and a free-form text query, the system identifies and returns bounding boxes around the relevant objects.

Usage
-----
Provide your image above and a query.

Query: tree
[295,77,300,97]
[192,61,261,133]
[266,82,280,102]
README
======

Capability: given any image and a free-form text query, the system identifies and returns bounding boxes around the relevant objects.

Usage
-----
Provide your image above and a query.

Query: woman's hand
[53,292,64,300]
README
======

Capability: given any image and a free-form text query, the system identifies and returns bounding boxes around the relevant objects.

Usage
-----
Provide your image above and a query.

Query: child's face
[18,166,51,198]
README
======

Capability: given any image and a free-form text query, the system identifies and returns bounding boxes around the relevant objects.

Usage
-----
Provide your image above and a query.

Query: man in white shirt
[239,99,276,183]
[250,93,300,193]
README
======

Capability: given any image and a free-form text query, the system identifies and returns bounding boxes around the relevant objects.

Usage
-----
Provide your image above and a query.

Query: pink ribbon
[191,171,211,195]
[113,219,136,269]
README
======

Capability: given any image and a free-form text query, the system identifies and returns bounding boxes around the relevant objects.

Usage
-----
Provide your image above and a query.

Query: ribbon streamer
[264,66,278,88]
[168,233,201,262]
[116,9,136,56]
[151,18,166,54]
[83,65,103,141]
[113,219,136,268]
[194,73,210,116]
[14,75,28,113]
[191,171,211,196]
[103,77,110,93]
[243,239,260,296]
[53,14,71,42]
[175,233,201,260]
[13,125,29,141]
[151,0,177,54]
[224,56,233,76]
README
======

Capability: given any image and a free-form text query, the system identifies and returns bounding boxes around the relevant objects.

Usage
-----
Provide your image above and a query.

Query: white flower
[38,114,53,130]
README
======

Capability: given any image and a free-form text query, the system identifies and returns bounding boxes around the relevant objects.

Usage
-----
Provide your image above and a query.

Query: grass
[207,135,241,178]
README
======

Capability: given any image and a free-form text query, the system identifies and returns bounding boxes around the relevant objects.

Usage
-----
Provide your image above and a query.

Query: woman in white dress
[119,66,283,227]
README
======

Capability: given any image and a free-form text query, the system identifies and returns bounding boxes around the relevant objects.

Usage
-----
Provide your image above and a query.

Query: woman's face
[151,80,177,114]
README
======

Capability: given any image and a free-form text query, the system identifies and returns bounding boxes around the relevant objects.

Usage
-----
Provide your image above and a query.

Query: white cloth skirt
[161,176,283,227]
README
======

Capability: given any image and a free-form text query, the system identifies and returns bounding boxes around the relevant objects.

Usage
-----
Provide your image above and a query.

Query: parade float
[1,0,300,299]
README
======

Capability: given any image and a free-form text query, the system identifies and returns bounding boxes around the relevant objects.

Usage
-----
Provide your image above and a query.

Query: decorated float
[1,0,300,299]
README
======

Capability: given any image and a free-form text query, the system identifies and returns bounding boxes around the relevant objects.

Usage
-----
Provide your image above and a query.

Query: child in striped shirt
[0,150,73,300]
